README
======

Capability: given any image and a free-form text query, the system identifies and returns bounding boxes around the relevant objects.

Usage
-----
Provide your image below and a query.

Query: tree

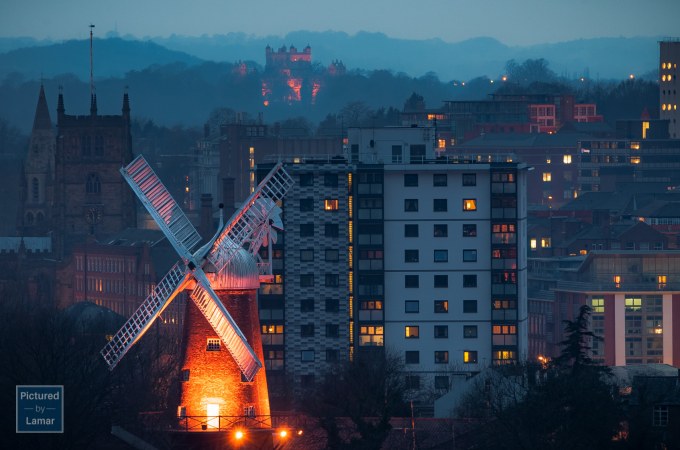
[299,352,409,450]
[555,304,602,375]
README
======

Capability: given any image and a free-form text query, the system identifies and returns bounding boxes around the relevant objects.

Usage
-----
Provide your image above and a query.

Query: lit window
[563,154,572,164]
[434,300,448,313]
[438,139,446,149]
[542,172,552,182]
[463,351,478,364]
[463,199,477,211]
[630,156,641,164]
[658,275,667,285]
[359,326,384,346]
[405,326,419,339]
[541,238,551,248]
[530,239,537,249]
[546,158,551,164]
[324,199,339,211]
[625,297,641,311]
[206,338,221,351]
[591,298,604,313]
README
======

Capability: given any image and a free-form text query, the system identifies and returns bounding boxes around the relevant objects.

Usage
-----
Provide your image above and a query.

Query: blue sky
[2,0,679,46]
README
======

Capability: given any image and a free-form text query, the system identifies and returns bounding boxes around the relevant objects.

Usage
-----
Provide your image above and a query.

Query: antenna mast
[89,24,95,98]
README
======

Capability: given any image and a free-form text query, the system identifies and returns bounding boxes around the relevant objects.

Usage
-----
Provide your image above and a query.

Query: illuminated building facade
[262,45,319,105]
[547,251,680,366]
[257,126,528,401]
[660,39,680,138]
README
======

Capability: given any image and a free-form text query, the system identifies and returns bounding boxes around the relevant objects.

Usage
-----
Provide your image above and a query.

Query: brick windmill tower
[100,155,293,435]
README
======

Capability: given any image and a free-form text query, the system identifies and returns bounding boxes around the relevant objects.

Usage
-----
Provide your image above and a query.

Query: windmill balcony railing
[172,414,308,432]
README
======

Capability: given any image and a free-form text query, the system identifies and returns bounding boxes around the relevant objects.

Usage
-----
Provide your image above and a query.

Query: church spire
[32,84,52,131]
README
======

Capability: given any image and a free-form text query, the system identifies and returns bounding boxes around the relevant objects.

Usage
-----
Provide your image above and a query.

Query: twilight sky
[1,0,678,46]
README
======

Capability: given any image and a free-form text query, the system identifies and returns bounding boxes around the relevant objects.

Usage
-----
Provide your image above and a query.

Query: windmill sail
[121,155,202,258]
[101,262,190,370]
[207,162,293,273]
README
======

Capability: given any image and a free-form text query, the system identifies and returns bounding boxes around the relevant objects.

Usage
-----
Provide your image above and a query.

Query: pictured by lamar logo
[16,385,64,433]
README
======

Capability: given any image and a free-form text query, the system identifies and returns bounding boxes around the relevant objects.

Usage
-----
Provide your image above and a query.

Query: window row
[405,374,451,391]
[299,248,340,262]
[299,274,341,287]
[300,298,340,312]
[404,249,477,263]
[404,274,477,288]
[404,350,478,364]
[404,324,477,339]
[405,299,477,314]
[299,223,340,237]
[404,198,477,212]
[299,323,343,338]
[299,349,345,362]
[299,198,340,211]
[404,223,477,237]
[403,173,476,187]
[298,173,340,187]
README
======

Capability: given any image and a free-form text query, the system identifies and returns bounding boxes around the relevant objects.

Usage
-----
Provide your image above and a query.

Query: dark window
[463,224,477,237]
[300,374,315,386]
[94,135,103,155]
[325,249,339,262]
[433,174,447,186]
[410,145,426,163]
[326,349,338,362]
[300,299,314,312]
[301,350,315,362]
[463,249,478,262]
[434,275,448,288]
[81,134,91,156]
[435,351,449,364]
[434,224,448,237]
[404,199,419,212]
[404,224,419,237]
[434,300,448,313]
[434,250,448,263]
[404,174,418,186]
[434,325,448,338]
[405,249,419,263]
[463,300,478,313]
[31,177,39,202]
[405,275,419,288]
[301,324,315,337]
[325,274,339,287]
[405,351,420,364]
[325,298,339,312]
[300,274,314,287]
[324,173,338,187]
[405,300,419,313]
[300,249,314,261]
[463,274,477,287]
[299,173,314,186]
[86,173,101,194]
[464,325,478,338]
[180,369,190,382]
[392,145,403,163]
[299,198,314,211]
[435,375,449,389]
[433,199,448,212]
[325,324,340,338]
[463,173,477,186]
[325,223,339,237]
[300,223,314,237]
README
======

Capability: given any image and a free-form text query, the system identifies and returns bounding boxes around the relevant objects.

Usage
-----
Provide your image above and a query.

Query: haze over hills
[0,31,660,82]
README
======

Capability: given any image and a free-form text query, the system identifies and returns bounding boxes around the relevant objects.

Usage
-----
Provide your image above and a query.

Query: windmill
[100,155,293,389]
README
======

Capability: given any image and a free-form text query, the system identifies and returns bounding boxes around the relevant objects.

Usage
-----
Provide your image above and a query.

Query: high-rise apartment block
[660,39,680,138]
[258,126,528,403]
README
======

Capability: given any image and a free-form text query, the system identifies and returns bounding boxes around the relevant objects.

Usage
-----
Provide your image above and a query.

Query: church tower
[52,90,136,258]
[21,84,55,235]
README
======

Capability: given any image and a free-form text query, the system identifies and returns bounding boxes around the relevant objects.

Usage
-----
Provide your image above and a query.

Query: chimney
[199,194,214,239]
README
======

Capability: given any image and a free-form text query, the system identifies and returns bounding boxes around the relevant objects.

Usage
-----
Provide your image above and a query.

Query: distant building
[660,39,680,138]
[52,90,136,258]
[20,85,55,236]
[262,45,319,105]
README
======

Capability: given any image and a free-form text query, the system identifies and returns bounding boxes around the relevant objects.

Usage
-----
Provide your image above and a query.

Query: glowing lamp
[235,430,244,440]
[279,430,288,438]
